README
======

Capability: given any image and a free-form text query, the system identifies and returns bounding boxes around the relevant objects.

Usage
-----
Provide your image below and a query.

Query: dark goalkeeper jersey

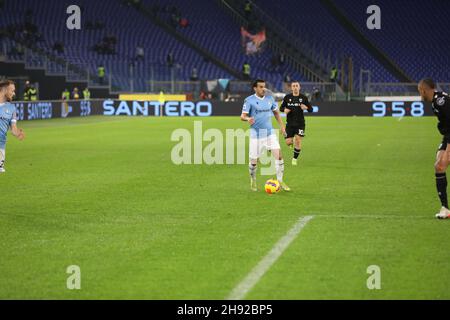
[280,93,313,126]
[432,91,450,138]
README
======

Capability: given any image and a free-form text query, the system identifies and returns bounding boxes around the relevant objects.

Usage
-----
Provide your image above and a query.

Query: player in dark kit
[280,81,313,166]
[418,78,450,219]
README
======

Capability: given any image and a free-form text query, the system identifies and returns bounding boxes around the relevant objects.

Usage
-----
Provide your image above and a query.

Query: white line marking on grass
[314,214,429,219]
[226,215,314,300]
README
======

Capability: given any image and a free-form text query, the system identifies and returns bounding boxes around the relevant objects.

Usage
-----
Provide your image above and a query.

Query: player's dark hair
[0,79,15,89]
[420,78,435,89]
[252,79,265,88]
[290,80,300,85]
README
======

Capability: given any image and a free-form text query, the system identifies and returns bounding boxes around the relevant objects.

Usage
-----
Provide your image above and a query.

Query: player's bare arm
[273,110,286,135]
[240,112,255,125]
[11,123,25,140]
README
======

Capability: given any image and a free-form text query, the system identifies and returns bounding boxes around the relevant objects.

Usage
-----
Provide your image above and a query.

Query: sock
[275,159,284,182]
[0,149,4,168]
[293,148,301,159]
[436,172,448,209]
[249,163,257,180]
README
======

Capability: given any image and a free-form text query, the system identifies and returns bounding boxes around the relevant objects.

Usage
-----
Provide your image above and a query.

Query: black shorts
[285,124,305,139]
[438,136,450,151]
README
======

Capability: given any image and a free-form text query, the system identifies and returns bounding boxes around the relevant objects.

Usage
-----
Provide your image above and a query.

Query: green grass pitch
[0,115,449,299]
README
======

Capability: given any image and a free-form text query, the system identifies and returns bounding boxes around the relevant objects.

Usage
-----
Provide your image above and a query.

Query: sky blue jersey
[242,94,278,138]
[0,102,17,144]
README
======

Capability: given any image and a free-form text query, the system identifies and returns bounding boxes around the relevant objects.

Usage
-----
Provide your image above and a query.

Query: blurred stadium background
[1,0,449,102]
[2,0,450,300]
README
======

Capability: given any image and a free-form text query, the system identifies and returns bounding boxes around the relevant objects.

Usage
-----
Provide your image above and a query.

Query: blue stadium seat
[332,0,450,82]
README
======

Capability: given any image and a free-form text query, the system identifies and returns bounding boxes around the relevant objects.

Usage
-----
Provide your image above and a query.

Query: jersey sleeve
[9,108,17,126]
[439,95,450,119]
[444,95,450,111]
[242,98,251,114]
[270,97,278,111]
[280,97,287,112]
[303,96,314,112]
[437,95,450,139]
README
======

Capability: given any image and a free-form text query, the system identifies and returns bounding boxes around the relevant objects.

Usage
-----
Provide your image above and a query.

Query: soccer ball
[265,179,281,194]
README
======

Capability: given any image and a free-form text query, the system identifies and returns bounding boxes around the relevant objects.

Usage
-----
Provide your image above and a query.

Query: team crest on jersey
[5,108,10,114]
[437,97,445,106]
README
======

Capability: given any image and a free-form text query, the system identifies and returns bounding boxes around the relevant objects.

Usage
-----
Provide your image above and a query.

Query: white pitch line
[226,215,314,300]
[314,214,430,219]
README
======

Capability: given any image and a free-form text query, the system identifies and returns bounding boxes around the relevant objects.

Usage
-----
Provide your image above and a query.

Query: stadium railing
[438,83,450,93]
[365,83,424,97]
[131,80,340,102]
[216,0,326,83]
[0,37,107,87]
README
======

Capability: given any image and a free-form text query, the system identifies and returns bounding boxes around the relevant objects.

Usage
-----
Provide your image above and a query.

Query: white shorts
[249,134,280,160]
